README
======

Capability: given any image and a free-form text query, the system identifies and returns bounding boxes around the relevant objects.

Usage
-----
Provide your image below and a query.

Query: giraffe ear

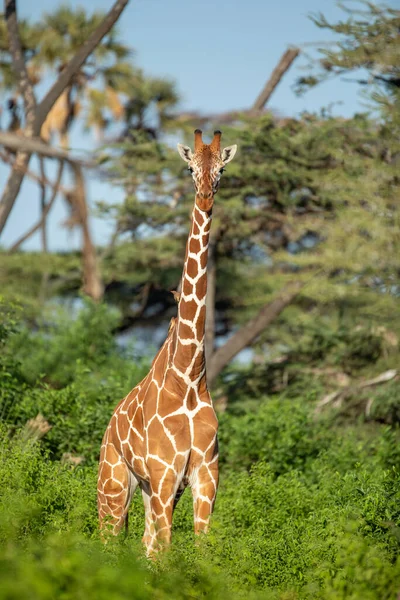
[221,144,237,164]
[177,144,193,163]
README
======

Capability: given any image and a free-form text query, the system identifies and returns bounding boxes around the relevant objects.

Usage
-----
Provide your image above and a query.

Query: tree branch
[251,47,300,112]
[36,0,130,127]
[9,160,64,251]
[207,281,304,388]
[0,149,74,198]
[0,132,94,165]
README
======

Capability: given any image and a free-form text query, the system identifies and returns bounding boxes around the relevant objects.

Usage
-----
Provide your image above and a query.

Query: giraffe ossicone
[97,129,237,556]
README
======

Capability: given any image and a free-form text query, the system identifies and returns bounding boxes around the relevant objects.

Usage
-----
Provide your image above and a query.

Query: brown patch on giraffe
[199,250,208,270]
[147,419,175,461]
[195,209,204,226]
[180,298,199,321]
[193,408,218,449]
[195,307,206,340]
[203,218,212,233]
[150,496,164,515]
[182,278,194,297]
[116,416,129,441]
[127,400,141,422]
[142,381,159,418]
[192,221,200,236]
[189,238,201,254]
[175,339,198,363]
[99,460,112,481]
[177,321,193,341]
[157,389,185,419]
[195,274,207,299]
[186,257,198,278]
[120,440,134,464]
[163,415,190,451]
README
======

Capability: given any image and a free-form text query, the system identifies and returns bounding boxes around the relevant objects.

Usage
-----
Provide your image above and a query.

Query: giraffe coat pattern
[97,130,237,555]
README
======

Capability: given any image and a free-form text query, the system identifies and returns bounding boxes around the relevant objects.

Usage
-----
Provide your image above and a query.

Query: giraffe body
[98,130,237,555]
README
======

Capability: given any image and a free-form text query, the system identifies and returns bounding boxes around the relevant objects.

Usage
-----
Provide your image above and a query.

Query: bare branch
[207,282,304,388]
[37,0,130,128]
[0,149,70,197]
[252,47,300,112]
[0,132,94,166]
[9,160,64,251]
[314,369,398,416]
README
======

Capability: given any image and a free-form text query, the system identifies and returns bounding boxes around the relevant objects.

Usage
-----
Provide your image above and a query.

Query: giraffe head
[177,129,237,212]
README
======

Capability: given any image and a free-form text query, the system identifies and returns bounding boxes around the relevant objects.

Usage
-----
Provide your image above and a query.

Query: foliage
[1,5,400,596]
[1,387,400,598]
[0,300,149,462]
[0,5,177,137]
[296,1,400,133]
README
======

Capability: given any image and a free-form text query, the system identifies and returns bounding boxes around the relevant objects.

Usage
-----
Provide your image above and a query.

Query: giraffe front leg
[191,456,219,535]
[143,466,178,556]
[97,443,137,538]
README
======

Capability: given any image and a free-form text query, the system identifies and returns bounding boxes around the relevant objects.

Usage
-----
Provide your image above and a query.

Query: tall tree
[296,1,400,131]
[0,0,130,238]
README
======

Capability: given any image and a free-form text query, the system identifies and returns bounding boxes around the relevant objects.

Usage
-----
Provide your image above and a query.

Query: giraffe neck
[171,204,212,380]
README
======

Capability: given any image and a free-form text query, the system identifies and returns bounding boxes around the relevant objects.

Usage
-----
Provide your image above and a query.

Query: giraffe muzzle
[196,193,214,212]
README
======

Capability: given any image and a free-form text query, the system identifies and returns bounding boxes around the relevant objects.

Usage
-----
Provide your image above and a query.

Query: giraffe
[97,129,237,555]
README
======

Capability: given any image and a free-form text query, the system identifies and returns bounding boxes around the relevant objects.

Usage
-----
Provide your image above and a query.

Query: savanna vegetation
[0,1,399,598]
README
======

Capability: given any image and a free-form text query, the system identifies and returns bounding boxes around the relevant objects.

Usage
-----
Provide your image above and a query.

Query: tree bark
[38,157,48,252]
[71,164,104,301]
[207,281,303,388]
[251,47,300,112]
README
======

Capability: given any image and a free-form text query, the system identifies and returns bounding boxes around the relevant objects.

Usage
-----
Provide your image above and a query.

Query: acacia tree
[296,1,400,128]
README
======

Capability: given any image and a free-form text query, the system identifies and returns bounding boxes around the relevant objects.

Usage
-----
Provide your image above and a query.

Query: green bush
[1,302,399,598]
[0,300,149,462]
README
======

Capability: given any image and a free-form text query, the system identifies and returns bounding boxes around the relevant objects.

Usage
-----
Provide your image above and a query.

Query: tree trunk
[207,281,303,388]
[252,47,300,112]
[38,157,48,252]
[0,152,32,233]
[72,164,104,301]
[9,160,64,251]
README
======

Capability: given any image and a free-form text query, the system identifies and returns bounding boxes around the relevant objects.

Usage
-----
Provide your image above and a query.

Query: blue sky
[1,0,369,250]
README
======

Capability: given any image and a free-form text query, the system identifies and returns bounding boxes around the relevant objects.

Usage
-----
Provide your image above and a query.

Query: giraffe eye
[188,167,194,174]
[219,168,225,174]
